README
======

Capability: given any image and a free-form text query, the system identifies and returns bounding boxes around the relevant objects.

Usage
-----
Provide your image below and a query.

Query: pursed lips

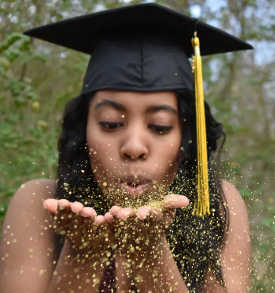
[119,176,152,196]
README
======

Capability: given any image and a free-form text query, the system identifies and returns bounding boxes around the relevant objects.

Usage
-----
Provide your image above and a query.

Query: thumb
[163,194,189,209]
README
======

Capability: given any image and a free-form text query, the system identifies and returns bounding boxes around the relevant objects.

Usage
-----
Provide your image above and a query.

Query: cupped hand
[43,199,115,255]
[107,194,189,260]
[43,194,188,263]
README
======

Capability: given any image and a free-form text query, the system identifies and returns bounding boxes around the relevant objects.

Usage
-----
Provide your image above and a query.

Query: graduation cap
[24,3,253,217]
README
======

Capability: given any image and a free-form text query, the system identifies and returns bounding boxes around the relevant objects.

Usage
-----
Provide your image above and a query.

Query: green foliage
[0,32,61,221]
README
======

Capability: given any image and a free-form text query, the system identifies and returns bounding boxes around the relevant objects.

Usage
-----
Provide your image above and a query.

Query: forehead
[91,90,178,109]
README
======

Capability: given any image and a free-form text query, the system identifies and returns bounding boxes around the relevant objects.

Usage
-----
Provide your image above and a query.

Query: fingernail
[139,214,146,220]
[71,206,79,213]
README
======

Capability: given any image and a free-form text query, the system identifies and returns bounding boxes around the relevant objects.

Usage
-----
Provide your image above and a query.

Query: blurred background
[0,0,274,291]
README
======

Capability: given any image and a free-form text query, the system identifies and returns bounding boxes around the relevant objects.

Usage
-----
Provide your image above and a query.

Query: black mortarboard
[24,3,252,96]
[24,3,252,216]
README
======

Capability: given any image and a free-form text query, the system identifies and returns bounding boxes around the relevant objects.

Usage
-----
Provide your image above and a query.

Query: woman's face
[86,90,182,206]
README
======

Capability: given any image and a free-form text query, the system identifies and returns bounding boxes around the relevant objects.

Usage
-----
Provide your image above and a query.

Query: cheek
[166,142,181,171]
[153,133,181,179]
[86,130,119,179]
[164,130,181,160]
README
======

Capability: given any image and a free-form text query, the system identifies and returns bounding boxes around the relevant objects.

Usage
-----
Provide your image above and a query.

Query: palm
[109,194,189,259]
[44,199,114,255]
[43,194,189,259]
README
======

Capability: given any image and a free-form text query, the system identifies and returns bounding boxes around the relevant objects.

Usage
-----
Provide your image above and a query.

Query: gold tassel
[191,32,210,217]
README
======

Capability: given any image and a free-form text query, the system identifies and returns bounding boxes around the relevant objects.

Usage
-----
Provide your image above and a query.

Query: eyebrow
[95,99,125,111]
[94,99,177,114]
[146,105,177,115]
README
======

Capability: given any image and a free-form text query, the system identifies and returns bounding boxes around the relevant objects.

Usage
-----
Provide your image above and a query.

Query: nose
[120,130,149,161]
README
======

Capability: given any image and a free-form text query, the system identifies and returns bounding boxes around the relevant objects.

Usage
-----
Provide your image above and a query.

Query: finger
[109,206,122,218]
[70,201,84,214]
[136,206,152,220]
[43,199,58,214]
[104,212,114,223]
[94,215,105,225]
[117,208,135,220]
[58,199,70,210]
[163,194,189,209]
[80,207,97,219]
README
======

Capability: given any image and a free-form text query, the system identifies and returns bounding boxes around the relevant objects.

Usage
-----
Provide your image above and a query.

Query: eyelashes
[98,121,172,134]
[148,124,172,134]
[99,121,124,129]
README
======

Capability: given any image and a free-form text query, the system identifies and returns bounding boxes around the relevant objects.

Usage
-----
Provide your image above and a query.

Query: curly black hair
[56,89,228,293]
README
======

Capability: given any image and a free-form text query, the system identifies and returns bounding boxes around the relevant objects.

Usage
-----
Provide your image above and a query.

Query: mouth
[120,182,150,196]
[120,176,152,197]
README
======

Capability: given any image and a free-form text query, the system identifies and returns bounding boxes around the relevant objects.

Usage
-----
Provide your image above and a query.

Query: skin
[86,90,182,206]
[0,90,250,292]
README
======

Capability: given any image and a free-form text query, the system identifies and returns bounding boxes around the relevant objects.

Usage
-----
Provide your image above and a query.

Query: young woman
[0,4,251,293]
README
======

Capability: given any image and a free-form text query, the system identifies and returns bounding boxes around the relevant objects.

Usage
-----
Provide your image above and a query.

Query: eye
[148,124,172,135]
[99,121,124,130]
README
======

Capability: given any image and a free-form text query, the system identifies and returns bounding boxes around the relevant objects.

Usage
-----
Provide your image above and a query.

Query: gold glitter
[92,278,99,287]
[134,274,143,283]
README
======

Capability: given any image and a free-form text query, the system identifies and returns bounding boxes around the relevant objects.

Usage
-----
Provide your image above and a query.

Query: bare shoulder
[221,180,248,217]
[0,179,58,292]
[2,178,57,231]
[221,180,251,292]
[3,178,57,228]
[10,178,56,204]
[220,180,250,258]
[202,180,250,293]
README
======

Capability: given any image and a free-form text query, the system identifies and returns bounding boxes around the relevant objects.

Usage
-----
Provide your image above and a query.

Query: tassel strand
[191,32,210,217]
